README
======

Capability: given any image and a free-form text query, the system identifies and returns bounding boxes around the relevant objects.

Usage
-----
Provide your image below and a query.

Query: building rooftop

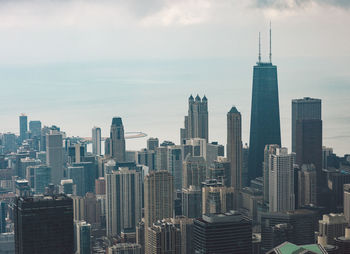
[267,241,327,254]
[201,210,246,223]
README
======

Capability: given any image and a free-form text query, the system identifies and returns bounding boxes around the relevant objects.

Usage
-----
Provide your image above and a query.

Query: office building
[208,158,230,186]
[0,232,14,254]
[14,195,74,254]
[334,227,350,254]
[46,131,63,185]
[60,179,74,195]
[167,146,183,190]
[227,106,243,191]
[110,117,126,162]
[95,177,106,195]
[19,114,28,142]
[0,202,6,233]
[248,31,281,183]
[202,179,235,214]
[2,133,16,154]
[344,184,350,224]
[322,146,333,170]
[147,138,159,151]
[29,121,41,138]
[292,97,321,153]
[261,210,317,252]
[106,167,142,237]
[73,162,96,194]
[146,220,181,254]
[137,149,155,171]
[318,213,347,246]
[182,185,202,218]
[182,155,206,189]
[68,166,85,196]
[298,164,317,207]
[268,148,295,212]
[181,95,209,143]
[75,221,91,254]
[193,211,252,254]
[92,126,101,155]
[30,165,51,194]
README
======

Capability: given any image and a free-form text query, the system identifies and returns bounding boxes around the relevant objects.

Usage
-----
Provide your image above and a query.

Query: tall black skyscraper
[248,29,281,182]
[14,195,74,254]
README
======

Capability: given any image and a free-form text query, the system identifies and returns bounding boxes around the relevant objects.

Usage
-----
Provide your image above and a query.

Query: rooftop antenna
[269,21,272,63]
[258,32,261,63]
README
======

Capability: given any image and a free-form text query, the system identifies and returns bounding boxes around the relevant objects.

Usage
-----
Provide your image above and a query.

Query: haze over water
[0,56,349,156]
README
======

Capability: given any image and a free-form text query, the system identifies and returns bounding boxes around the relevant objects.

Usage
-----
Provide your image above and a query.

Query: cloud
[253,0,350,9]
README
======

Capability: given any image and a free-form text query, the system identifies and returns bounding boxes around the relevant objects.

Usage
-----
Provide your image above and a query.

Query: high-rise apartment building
[92,126,101,155]
[146,220,181,254]
[110,117,126,162]
[227,106,243,191]
[193,211,252,254]
[263,144,280,205]
[75,221,91,254]
[248,43,281,183]
[268,148,295,212]
[14,195,74,254]
[181,95,209,143]
[291,97,321,153]
[19,114,28,142]
[144,171,174,227]
[106,167,142,237]
[46,131,63,185]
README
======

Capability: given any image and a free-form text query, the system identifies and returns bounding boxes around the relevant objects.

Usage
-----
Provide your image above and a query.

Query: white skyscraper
[92,127,101,156]
[269,147,295,212]
[106,167,142,237]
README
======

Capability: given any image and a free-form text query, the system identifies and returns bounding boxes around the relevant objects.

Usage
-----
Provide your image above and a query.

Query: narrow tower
[110,117,126,162]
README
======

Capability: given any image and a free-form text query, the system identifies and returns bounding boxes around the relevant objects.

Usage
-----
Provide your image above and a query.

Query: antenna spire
[269,21,272,63]
[258,32,261,63]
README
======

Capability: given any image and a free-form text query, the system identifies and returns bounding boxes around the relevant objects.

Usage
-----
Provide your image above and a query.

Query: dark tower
[248,27,281,182]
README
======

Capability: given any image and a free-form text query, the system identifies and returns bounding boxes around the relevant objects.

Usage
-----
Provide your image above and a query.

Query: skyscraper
[75,221,91,254]
[344,184,350,224]
[193,211,252,254]
[92,126,101,156]
[167,146,183,190]
[46,131,63,185]
[110,117,126,162]
[32,165,51,194]
[0,201,6,233]
[248,30,281,183]
[14,195,74,254]
[144,171,174,228]
[291,97,321,153]
[182,154,206,189]
[19,114,28,142]
[227,106,243,191]
[106,167,142,237]
[181,95,209,143]
[263,144,280,205]
[29,121,41,138]
[268,148,295,212]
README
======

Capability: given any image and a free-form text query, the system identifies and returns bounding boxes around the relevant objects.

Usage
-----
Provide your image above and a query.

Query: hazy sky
[0,0,349,155]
